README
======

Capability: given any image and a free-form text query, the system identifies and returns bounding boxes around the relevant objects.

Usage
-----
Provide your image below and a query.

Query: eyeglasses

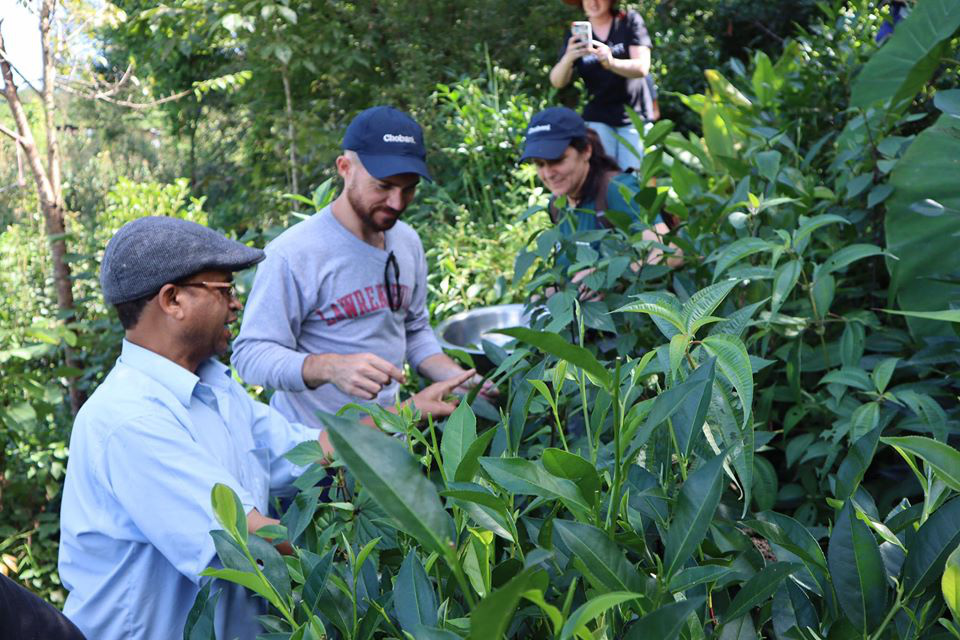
[384,251,401,312]
[178,281,237,301]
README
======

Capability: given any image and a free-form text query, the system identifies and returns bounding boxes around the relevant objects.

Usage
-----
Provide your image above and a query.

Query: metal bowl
[435,304,532,370]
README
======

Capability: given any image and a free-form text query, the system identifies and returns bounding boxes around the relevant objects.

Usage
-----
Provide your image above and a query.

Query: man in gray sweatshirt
[232,106,479,433]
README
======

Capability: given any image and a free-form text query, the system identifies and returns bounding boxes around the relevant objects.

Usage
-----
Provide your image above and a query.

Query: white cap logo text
[383,133,416,144]
[528,124,552,135]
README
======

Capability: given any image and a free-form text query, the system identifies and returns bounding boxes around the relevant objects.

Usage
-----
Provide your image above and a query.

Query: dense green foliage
[2,0,959,636]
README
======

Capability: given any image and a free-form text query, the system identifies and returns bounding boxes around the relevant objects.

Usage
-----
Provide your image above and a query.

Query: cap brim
[520,137,572,162]
[356,152,432,182]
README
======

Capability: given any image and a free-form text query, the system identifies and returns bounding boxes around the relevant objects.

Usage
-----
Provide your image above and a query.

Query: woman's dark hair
[571,128,622,204]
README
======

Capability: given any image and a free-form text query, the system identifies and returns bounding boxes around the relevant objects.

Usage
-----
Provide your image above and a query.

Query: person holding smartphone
[549,0,653,172]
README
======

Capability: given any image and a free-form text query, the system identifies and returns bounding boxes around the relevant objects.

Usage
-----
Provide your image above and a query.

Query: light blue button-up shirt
[59,340,316,640]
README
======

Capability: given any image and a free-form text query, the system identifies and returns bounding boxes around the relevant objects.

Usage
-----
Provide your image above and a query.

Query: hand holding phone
[571,21,592,45]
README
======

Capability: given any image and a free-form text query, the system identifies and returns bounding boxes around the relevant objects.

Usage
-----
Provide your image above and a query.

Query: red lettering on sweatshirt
[316,284,410,326]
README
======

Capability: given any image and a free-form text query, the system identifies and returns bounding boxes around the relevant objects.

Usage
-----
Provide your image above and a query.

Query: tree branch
[0,42,42,96]
[0,122,24,144]
[56,79,195,110]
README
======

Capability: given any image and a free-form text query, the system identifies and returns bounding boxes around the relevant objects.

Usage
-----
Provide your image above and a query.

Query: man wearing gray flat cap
[58,216,325,640]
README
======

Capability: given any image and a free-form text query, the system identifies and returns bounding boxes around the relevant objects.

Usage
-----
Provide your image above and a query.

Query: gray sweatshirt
[231,206,442,428]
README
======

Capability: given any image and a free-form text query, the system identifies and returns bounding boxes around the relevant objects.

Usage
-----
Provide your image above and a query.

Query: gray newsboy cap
[100,216,265,305]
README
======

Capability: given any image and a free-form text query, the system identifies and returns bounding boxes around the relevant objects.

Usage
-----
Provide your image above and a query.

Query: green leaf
[553,520,646,594]
[612,299,685,336]
[819,244,885,276]
[668,565,733,593]
[521,589,563,635]
[302,548,335,613]
[850,402,880,442]
[623,597,704,640]
[324,413,455,559]
[681,280,738,333]
[793,214,849,248]
[638,359,714,455]
[851,0,960,108]
[560,591,641,640]
[828,501,888,632]
[871,358,899,394]
[395,551,438,633]
[441,401,477,482]
[211,483,247,544]
[663,452,727,577]
[442,484,514,541]
[835,428,882,501]
[468,568,541,640]
[542,448,600,503]
[771,260,802,315]
[201,567,285,612]
[710,237,774,280]
[183,582,220,640]
[900,497,960,599]
[479,457,590,515]
[495,328,612,389]
[723,562,802,622]
[885,112,960,339]
[701,334,753,429]
[669,333,692,376]
[943,544,960,622]
[454,428,498,483]
[772,580,819,640]
[881,436,960,492]
[819,367,873,391]
[880,309,960,323]
[747,513,829,596]
[283,440,327,466]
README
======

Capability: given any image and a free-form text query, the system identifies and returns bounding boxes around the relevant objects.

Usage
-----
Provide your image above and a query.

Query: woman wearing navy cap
[521,107,677,282]
[549,0,654,172]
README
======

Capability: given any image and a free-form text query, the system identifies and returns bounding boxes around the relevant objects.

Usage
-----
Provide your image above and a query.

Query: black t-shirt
[0,574,86,640]
[559,10,654,126]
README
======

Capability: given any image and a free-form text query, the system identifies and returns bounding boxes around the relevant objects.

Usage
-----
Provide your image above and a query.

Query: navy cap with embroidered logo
[341,105,432,181]
[520,106,588,162]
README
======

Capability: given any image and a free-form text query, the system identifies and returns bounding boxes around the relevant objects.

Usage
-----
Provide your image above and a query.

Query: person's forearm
[417,352,467,382]
[302,353,337,389]
[607,57,649,78]
[550,59,575,88]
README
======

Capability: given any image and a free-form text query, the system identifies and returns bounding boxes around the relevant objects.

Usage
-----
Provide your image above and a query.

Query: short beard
[346,180,398,233]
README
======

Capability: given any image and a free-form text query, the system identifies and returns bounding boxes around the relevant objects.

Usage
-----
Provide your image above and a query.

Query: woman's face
[533,145,592,198]
[582,0,612,19]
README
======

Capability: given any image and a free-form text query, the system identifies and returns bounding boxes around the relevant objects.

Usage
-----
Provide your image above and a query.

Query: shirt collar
[118,340,230,408]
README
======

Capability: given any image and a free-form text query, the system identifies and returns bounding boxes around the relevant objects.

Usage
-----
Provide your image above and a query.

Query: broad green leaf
[664,452,727,577]
[521,589,563,635]
[495,328,612,389]
[201,567,285,612]
[819,244,884,276]
[881,436,960,492]
[283,440,328,466]
[681,280,738,333]
[723,562,802,622]
[183,582,220,640]
[885,112,960,339]
[701,334,753,429]
[623,597,704,640]
[614,300,685,334]
[772,580,819,640]
[441,401,477,482]
[706,69,752,107]
[834,428,881,501]
[638,359,714,455]
[324,413,455,559]
[302,548,335,613]
[818,367,873,391]
[851,0,960,108]
[668,565,733,593]
[771,260,802,315]
[454,427,498,483]
[900,497,960,598]
[755,150,782,183]
[881,309,960,323]
[871,358,899,394]
[748,513,829,596]
[468,568,541,640]
[849,402,880,443]
[479,457,590,515]
[560,591,641,640]
[408,624,460,640]
[944,545,960,622]
[669,333,691,376]
[395,551,438,633]
[828,501,887,632]
[554,520,646,594]
[442,484,514,541]
[542,448,600,502]
[211,483,247,544]
[793,214,848,248]
[710,238,774,280]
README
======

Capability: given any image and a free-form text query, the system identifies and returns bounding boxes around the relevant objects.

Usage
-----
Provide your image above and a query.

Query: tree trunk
[40,0,63,208]
[0,15,83,415]
[281,66,299,195]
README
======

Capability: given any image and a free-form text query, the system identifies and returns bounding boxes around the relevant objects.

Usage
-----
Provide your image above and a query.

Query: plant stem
[867,592,903,640]
[605,358,624,531]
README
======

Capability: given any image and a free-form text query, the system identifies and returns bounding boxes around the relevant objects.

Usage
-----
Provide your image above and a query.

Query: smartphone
[571,21,592,46]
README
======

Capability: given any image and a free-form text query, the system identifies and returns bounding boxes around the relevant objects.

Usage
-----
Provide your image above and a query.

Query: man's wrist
[302,353,331,389]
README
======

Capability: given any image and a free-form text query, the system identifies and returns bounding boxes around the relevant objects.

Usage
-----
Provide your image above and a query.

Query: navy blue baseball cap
[520,107,588,162]
[341,106,432,181]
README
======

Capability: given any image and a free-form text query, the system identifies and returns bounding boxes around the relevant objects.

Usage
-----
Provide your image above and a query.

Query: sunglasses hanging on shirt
[384,251,401,312]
